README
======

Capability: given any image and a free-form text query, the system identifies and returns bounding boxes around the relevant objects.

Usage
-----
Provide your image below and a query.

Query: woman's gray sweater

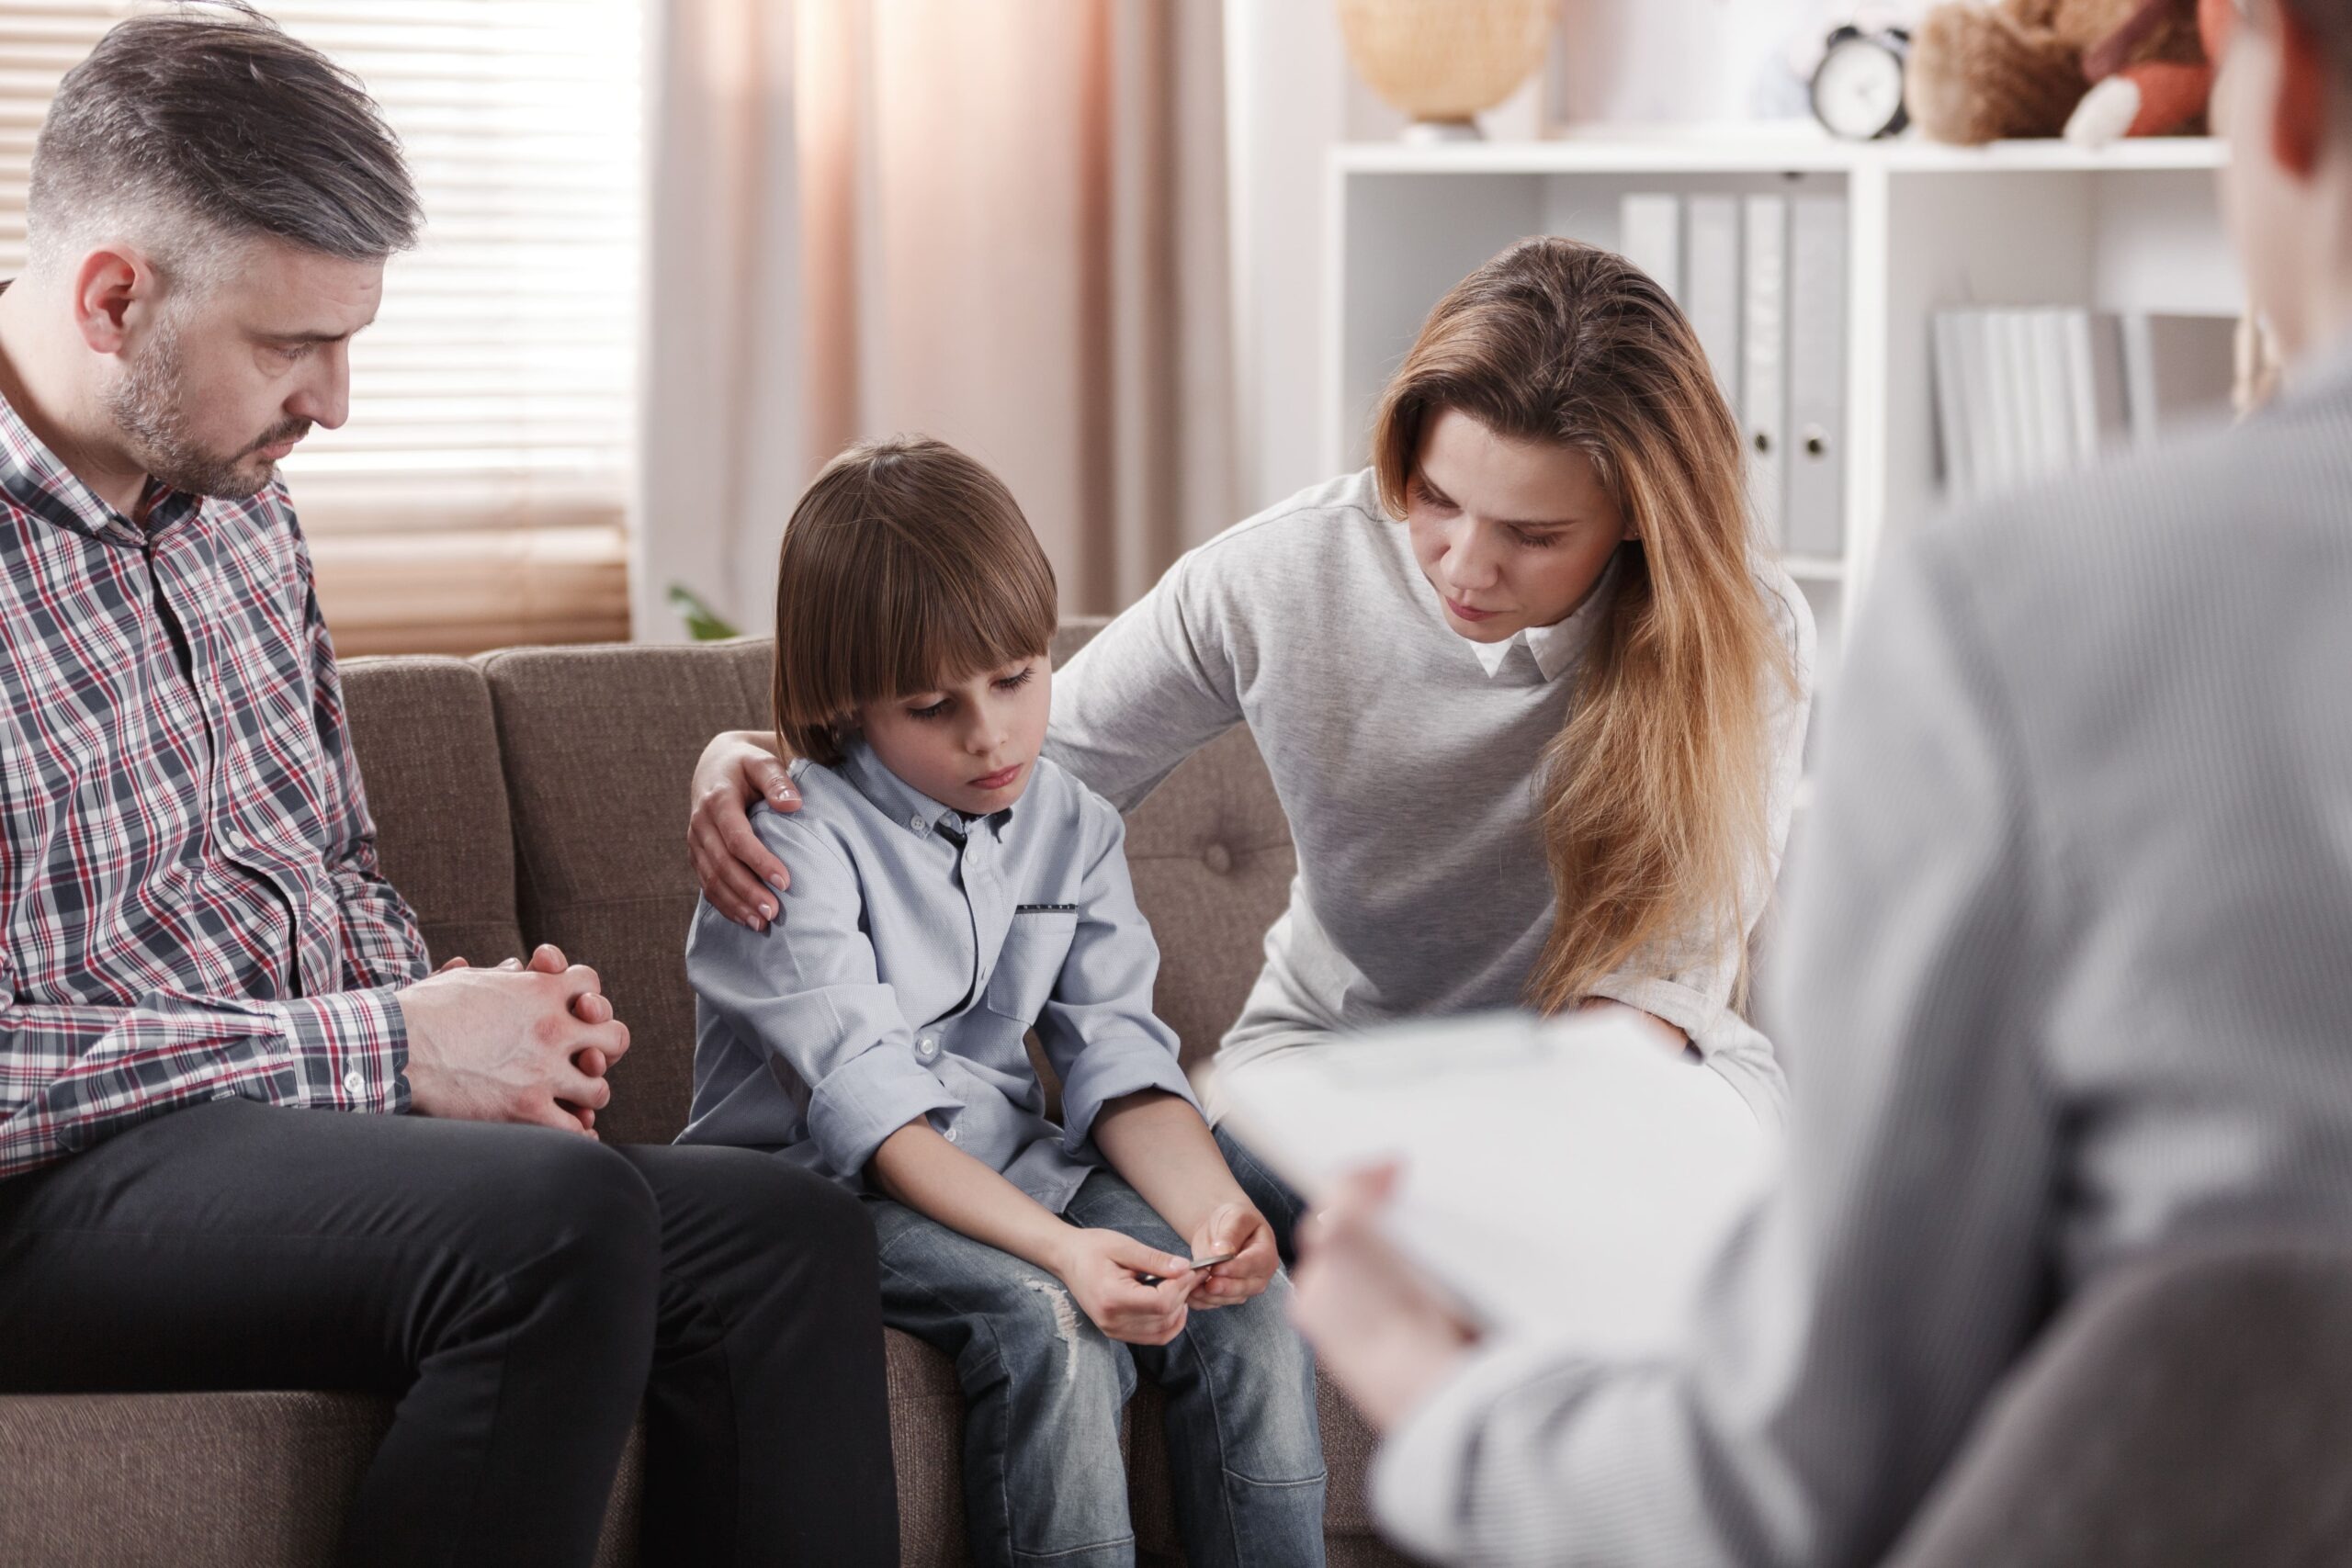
[1046,468,1815,1127]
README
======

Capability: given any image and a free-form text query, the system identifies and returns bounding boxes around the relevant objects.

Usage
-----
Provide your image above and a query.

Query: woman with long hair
[686,235,1811,1247]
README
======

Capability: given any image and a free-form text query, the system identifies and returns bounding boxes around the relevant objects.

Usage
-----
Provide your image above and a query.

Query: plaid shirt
[0,389,426,1180]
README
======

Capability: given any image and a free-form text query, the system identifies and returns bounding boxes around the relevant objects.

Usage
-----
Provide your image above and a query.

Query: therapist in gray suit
[1288,2,2352,1564]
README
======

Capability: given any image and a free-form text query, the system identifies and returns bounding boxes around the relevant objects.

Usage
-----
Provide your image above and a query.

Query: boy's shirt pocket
[981,905,1080,1024]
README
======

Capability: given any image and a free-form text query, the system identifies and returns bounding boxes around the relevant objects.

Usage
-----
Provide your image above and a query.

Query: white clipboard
[1214,1010,1777,1351]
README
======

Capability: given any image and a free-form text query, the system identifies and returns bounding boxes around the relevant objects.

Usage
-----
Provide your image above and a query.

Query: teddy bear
[1905,0,2233,146]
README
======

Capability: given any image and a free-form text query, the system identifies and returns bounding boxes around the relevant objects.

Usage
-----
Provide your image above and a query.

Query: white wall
[1221,0,1347,518]
[1224,0,1548,517]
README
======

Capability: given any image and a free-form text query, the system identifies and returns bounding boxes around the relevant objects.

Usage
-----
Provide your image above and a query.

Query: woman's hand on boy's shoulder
[689,729,801,930]
[1053,1228,1198,1347]
[1186,1201,1280,1310]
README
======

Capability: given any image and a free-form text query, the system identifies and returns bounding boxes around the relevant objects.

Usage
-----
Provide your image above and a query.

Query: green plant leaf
[667,582,742,642]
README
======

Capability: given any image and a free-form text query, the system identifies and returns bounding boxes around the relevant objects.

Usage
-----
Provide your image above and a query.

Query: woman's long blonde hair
[1371,237,1796,1014]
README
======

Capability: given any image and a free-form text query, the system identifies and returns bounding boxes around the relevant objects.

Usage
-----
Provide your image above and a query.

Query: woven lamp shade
[1336,0,1559,126]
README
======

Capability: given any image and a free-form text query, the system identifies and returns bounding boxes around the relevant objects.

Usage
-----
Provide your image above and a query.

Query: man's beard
[103,317,310,502]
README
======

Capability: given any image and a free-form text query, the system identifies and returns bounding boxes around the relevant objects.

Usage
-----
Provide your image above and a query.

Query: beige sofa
[0,625,1410,1568]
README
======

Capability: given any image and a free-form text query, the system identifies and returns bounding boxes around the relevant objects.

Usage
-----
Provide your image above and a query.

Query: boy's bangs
[878,558,1057,698]
[890,611,1040,697]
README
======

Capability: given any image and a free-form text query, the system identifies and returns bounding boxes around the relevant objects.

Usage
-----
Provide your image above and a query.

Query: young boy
[681,435,1327,1568]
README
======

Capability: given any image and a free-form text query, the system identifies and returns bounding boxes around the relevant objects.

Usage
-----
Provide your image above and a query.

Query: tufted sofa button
[1203,842,1233,875]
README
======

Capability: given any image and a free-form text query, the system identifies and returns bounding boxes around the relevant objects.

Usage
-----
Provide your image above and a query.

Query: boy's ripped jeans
[865,1169,1328,1568]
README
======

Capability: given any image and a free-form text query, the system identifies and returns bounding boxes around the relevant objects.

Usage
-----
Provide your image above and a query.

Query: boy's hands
[1185,1201,1280,1309]
[1046,1204,1277,1347]
[1053,1228,1199,1346]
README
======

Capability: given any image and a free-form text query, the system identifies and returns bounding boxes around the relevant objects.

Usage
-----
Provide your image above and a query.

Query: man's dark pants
[0,1100,900,1567]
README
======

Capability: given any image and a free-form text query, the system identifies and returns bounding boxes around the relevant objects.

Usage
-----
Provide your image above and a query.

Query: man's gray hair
[27,3,420,282]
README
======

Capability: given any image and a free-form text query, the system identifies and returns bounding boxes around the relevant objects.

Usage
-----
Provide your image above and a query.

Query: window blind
[0,0,641,653]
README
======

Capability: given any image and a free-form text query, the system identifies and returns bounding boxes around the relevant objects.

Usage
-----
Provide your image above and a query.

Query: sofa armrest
[1884,1237,2352,1568]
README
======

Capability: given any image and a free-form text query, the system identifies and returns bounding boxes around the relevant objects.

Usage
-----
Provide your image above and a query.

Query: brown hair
[28,4,420,279]
[1371,236,1797,1014]
[772,435,1058,766]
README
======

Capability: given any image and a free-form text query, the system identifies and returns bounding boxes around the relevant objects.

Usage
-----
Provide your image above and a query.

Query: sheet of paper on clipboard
[1213,1010,1778,1353]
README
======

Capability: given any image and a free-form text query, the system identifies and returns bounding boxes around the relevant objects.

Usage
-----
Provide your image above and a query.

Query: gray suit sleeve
[1047,548,1246,812]
[1369,534,2066,1568]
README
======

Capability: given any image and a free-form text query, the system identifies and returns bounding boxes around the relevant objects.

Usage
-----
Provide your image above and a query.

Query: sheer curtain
[639,0,1236,639]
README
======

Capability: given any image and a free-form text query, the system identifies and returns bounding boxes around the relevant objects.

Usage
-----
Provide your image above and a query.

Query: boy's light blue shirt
[679,736,1197,1213]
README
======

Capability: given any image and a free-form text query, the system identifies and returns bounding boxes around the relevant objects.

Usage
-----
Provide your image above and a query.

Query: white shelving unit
[1325,128,2243,693]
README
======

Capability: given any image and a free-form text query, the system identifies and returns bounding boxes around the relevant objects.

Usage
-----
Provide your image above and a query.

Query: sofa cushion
[475,637,772,1145]
[339,655,526,967]
[1038,625,1298,1074]
[0,1352,1396,1567]
[1885,1240,2352,1568]
[884,1329,967,1567]
[1114,722,1295,1077]
[0,1391,639,1568]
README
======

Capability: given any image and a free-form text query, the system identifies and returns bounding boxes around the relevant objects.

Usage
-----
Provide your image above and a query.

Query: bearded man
[0,12,898,1566]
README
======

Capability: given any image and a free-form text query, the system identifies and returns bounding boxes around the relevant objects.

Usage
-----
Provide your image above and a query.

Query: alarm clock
[1810,25,1911,141]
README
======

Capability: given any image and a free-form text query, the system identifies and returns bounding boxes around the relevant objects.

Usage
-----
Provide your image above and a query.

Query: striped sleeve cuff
[1369,1335,1605,1563]
[270,986,412,1115]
